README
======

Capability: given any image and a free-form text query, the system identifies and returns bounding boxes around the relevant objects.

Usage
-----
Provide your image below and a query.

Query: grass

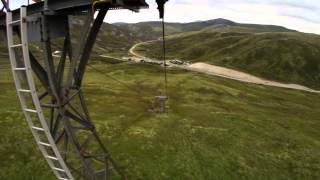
[135,28,320,89]
[0,60,320,179]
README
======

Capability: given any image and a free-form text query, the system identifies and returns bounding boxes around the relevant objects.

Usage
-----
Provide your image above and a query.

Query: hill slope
[1,62,320,179]
[134,27,320,89]
[0,18,297,70]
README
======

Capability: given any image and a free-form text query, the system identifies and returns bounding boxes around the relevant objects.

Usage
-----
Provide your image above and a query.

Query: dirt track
[183,63,320,93]
[129,40,157,58]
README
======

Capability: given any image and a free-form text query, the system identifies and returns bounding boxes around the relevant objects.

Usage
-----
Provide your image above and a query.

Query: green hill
[0,18,297,71]
[1,18,318,88]
[134,27,320,89]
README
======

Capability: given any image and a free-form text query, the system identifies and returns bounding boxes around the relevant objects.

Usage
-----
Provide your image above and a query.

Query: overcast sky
[8,0,320,34]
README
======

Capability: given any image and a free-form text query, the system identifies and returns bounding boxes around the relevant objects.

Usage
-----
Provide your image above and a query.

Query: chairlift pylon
[1,0,170,179]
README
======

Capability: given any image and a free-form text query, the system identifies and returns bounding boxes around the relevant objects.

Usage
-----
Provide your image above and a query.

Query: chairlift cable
[154,0,169,113]
[87,64,142,94]
[162,17,168,96]
[87,64,153,105]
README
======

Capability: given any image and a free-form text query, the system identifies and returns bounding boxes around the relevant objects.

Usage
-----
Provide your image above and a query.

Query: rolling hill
[1,18,318,88]
[134,26,320,89]
[0,18,298,67]
[114,18,295,40]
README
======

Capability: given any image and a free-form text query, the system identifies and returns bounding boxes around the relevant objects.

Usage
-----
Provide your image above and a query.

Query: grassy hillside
[0,42,11,82]
[135,27,320,89]
[0,61,320,179]
[0,18,296,68]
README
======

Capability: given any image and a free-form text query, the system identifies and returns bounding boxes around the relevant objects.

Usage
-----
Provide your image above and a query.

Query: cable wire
[87,64,153,105]
[162,17,168,96]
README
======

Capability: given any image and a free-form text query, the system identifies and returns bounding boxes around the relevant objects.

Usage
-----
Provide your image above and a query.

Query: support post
[40,13,98,180]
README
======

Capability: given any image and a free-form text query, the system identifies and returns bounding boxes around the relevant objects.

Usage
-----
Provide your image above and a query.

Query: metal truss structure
[0,0,168,179]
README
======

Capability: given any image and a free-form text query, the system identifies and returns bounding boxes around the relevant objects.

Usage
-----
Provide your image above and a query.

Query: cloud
[6,0,320,34]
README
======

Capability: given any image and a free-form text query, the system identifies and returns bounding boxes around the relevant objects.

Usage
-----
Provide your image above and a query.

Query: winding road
[128,40,320,93]
[129,40,157,58]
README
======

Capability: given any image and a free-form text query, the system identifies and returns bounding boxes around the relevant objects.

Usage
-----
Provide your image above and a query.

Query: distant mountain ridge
[1,18,313,87]
[113,18,296,38]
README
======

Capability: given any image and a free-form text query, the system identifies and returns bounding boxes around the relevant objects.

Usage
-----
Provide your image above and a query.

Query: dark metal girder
[67,10,93,89]
[40,13,99,179]
[52,112,62,139]
[65,110,94,130]
[75,7,108,87]
[30,52,49,88]
[56,32,69,89]
[63,133,69,161]
[54,129,66,144]
[42,17,60,98]
[0,0,9,11]
[67,102,89,121]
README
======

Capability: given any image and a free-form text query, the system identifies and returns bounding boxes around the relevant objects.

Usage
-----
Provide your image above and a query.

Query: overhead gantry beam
[0,0,149,26]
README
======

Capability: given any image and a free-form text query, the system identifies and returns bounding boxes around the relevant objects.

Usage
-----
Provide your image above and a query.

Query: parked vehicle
[170,59,184,65]
[52,50,61,57]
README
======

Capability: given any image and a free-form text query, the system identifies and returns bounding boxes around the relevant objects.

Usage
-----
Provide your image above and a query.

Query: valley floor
[130,41,320,94]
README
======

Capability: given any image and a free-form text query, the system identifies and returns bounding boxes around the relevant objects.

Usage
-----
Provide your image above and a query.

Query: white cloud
[7,0,320,34]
